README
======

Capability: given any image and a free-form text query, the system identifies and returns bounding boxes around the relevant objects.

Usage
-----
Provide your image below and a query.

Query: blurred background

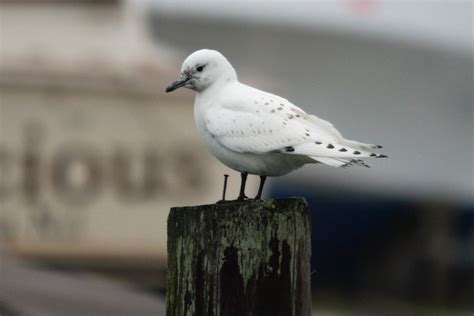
[0,0,472,315]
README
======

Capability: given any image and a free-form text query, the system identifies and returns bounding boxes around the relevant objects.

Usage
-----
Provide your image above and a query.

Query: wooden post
[167,198,311,316]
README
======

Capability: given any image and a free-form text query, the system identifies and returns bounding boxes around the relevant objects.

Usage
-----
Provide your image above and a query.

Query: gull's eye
[196,65,204,72]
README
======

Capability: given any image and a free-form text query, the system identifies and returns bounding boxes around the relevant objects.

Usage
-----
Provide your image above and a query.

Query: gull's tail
[285,141,387,168]
[339,139,383,151]
[311,157,373,168]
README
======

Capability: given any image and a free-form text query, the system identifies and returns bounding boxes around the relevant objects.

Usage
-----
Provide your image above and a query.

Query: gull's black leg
[221,174,229,201]
[237,172,248,200]
[255,175,267,200]
[216,174,230,203]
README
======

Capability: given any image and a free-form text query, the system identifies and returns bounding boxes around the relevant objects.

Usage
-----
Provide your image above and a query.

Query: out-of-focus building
[0,0,256,288]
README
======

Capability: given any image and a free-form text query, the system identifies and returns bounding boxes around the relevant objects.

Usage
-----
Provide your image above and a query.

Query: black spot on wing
[284,146,295,152]
[327,144,334,149]
[353,151,361,155]
[339,148,347,152]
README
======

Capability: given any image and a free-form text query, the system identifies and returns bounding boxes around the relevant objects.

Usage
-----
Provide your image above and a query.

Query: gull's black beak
[165,73,191,93]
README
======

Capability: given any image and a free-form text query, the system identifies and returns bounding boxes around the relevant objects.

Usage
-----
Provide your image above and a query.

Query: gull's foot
[236,194,249,201]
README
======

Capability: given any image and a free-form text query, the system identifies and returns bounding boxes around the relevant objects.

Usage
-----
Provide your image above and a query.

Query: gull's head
[166,49,237,93]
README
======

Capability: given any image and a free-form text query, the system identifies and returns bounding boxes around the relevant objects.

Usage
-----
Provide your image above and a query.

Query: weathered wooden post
[167,198,311,316]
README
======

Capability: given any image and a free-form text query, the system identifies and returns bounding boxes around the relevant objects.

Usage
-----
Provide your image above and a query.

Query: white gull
[166,49,387,200]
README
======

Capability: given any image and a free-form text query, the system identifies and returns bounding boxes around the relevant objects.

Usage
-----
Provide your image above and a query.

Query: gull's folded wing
[205,89,385,167]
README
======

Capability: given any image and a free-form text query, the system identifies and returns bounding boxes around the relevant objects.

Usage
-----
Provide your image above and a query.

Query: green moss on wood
[167,198,311,316]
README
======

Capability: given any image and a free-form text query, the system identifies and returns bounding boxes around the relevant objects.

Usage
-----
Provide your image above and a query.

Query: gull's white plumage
[167,49,386,182]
